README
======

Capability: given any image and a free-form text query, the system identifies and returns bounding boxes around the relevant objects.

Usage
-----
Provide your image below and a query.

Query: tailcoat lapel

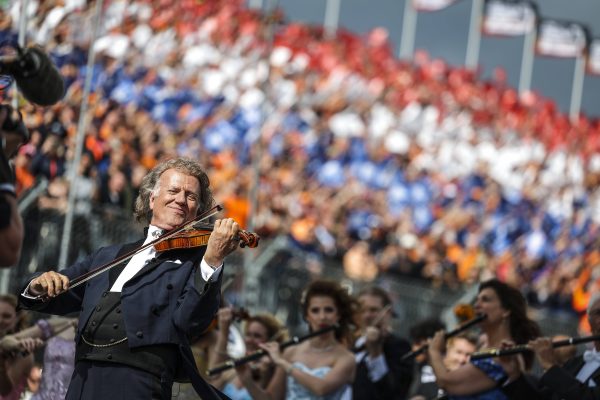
[108,239,145,287]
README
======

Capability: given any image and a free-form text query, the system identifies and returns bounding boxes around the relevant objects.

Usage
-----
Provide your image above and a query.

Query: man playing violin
[18,158,240,400]
[353,286,413,400]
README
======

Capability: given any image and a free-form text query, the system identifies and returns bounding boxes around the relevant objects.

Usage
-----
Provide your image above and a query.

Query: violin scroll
[238,231,260,248]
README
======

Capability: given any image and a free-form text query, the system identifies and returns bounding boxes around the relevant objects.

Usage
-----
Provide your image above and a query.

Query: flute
[207,324,338,376]
[401,313,487,361]
[470,334,600,360]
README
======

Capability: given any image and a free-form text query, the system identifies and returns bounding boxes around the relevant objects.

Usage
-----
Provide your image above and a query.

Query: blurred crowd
[3,0,600,323]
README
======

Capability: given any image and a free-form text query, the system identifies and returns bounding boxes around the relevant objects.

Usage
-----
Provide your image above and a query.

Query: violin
[34,205,260,300]
[154,223,260,252]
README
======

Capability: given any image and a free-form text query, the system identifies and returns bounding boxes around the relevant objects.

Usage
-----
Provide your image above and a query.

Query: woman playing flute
[427,279,540,399]
[207,311,288,400]
[237,279,357,400]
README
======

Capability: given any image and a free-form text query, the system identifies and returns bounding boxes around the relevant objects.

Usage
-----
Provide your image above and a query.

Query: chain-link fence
[5,204,141,294]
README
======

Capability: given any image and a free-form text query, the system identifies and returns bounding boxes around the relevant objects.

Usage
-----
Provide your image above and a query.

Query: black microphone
[1,46,65,106]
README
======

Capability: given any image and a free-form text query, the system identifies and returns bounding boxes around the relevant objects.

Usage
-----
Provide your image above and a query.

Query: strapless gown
[286,362,351,400]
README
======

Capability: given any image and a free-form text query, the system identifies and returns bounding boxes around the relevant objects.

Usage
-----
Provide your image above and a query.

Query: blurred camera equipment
[0,45,65,106]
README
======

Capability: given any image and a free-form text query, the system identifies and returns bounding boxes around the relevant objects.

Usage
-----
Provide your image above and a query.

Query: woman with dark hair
[239,279,357,400]
[427,279,541,399]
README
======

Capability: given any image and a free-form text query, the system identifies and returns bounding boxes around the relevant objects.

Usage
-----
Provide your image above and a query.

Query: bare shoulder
[333,344,355,364]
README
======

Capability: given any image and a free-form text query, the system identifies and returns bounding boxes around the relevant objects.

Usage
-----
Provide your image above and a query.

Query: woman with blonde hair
[208,311,288,400]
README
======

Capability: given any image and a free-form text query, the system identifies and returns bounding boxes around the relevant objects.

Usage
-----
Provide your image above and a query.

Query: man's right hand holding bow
[28,271,70,298]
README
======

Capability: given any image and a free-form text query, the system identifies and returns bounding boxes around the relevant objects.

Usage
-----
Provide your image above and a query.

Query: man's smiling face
[149,168,201,230]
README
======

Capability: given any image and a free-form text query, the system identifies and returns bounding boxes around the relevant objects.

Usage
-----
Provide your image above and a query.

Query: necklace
[308,342,335,353]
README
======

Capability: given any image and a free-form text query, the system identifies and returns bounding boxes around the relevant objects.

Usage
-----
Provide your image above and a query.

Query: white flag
[483,0,536,36]
[536,19,588,58]
[588,39,600,75]
[412,0,457,12]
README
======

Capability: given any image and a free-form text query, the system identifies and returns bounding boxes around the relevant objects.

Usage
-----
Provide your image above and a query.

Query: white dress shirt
[576,348,600,387]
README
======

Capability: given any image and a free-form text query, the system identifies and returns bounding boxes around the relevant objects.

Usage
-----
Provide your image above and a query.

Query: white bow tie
[583,350,600,363]
[150,229,164,239]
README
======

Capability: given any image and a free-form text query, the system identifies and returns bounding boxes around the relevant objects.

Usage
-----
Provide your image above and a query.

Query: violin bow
[34,205,223,300]
[353,304,393,353]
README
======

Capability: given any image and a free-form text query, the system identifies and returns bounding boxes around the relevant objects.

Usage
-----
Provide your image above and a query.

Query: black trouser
[66,360,173,400]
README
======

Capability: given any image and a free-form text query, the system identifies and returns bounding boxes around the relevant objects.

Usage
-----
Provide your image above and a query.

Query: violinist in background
[208,308,288,399]
[18,158,241,400]
[353,286,413,400]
